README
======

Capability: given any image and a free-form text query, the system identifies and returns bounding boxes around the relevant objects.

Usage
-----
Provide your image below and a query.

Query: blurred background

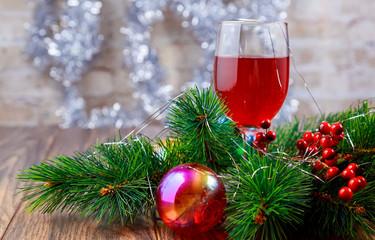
[0,0,374,127]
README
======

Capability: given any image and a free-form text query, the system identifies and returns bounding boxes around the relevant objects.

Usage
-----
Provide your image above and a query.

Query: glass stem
[240,126,259,143]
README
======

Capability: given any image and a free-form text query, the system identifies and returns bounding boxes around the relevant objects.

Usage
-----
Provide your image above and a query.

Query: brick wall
[0,0,374,126]
[288,0,375,116]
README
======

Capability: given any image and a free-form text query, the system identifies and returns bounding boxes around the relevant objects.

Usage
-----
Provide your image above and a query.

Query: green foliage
[18,135,161,224]
[275,100,375,155]
[302,179,375,240]
[17,87,242,224]
[16,87,375,240]
[275,100,375,239]
[166,87,242,173]
[226,155,312,240]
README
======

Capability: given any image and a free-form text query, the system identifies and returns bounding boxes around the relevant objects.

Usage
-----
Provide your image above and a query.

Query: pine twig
[166,87,242,173]
[226,154,312,240]
[17,135,162,224]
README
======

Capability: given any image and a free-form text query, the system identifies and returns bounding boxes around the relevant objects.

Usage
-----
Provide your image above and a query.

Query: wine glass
[213,20,289,140]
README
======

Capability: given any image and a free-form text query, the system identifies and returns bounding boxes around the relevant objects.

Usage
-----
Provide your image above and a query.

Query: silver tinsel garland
[25,0,103,127]
[116,0,296,127]
[26,0,296,128]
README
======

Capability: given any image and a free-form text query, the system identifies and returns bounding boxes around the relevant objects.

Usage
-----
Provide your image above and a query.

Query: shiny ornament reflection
[156,163,226,233]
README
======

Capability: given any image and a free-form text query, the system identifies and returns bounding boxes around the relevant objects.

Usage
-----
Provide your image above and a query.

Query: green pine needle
[166,87,242,173]
[15,87,375,240]
[17,135,160,224]
[274,100,375,239]
[226,154,312,240]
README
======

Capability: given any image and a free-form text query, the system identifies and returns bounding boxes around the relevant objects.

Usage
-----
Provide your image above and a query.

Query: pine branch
[225,100,375,239]
[17,135,162,224]
[275,100,375,155]
[166,87,242,173]
[300,178,375,239]
[16,87,243,224]
[274,100,375,239]
[16,87,242,224]
[15,86,375,239]
[226,154,312,240]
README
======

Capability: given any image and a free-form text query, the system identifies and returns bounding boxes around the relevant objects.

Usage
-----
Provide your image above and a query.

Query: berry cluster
[295,121,368,202]
[253,119,277,155]
[323,163,367,202]
[296,121,345,163]
[338,163,367,202]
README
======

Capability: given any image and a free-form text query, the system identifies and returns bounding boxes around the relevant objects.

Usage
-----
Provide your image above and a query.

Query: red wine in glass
[214,56,289,127]
[213,20,289,138]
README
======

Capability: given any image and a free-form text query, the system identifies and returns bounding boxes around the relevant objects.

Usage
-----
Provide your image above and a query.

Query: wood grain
[155,220,227,240]
[0,126,58,237]
[1,127,162,240]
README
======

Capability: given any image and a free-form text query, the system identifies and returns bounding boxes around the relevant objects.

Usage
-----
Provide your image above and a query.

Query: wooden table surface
[0,126,227,240]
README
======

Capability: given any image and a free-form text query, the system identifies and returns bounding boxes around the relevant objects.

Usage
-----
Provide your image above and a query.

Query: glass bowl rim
[219,19,288,26]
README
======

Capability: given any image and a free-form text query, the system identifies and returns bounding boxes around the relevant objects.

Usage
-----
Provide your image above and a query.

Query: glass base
[240,126,259,143]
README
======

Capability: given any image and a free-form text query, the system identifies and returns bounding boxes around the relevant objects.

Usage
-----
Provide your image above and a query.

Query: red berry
[325,157,338,166]
[258,147,267,156]
[357,176,367,190]
[331,140,339,147]
[322,148,336,160]
[319,122,332,135]
[306,145,319,156]
[325,166,339,180]
[296,139,308,151]
[333,132,345,141]
[348,177,362,192]
[338,187,353,202]
[260,119,271,129]
[347,163,360,175]
[312,161,324,172]
[303,132,314,143]
[320,136,333,148]
[341,169,356,180]
[253,140,265,149]
[313,132,322,143]
[266,130,276,141]
[331,122,343,135]
[255,132,266,142]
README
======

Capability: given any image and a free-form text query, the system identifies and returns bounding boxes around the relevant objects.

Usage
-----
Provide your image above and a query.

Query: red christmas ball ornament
[325,167,339,180]
[338,187,353,202]
[260,119,271,129]
[303,132,314,143]
[156,163,226,233]
[348,177,362,192]
[318,122,332,135]
[266,130,276,141]
[347,163,361,175]
[322,148,336,160]
[357,176,367,190]
[296,139,308,151]
[341,169,356,180]
[331,122,343,135]
[320,136,333,148]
